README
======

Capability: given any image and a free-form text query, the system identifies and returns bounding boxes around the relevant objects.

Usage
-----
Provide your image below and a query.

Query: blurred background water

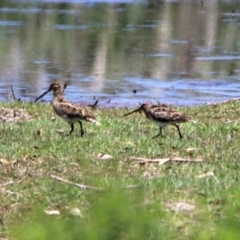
[0,0,239,107]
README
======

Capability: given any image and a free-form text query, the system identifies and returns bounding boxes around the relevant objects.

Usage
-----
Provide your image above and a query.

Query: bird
[123,102,191,139]
[34,82,100,136]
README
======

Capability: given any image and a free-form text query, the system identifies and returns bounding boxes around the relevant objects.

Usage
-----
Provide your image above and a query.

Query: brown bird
[123,102,191,139]
[34,82,100,136]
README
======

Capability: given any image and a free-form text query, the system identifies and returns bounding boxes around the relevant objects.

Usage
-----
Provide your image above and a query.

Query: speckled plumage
[123,102,191,139]
[35,82,100,136]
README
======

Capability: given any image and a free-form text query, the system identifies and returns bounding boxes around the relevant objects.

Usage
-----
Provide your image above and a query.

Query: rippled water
[0,0,239,107]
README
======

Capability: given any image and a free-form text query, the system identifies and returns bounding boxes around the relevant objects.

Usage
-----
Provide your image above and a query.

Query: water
[0,0,239,107]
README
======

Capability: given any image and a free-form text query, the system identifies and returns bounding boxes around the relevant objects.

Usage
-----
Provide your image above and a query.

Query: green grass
[1,100,240,239]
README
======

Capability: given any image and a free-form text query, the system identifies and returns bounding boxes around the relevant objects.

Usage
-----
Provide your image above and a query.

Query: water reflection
[0,1,239,106]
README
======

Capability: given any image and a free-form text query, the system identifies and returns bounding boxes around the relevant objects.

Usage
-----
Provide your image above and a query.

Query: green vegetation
[1,100,240,239]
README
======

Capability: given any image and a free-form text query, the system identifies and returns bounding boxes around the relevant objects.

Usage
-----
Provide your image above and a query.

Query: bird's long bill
[34,90,50,102]
[122,108,141,117]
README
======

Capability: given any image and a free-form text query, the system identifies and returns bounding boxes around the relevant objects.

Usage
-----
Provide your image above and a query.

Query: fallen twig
[128,157,153,161]
[50,175,140,191]
[50,175,104,191]
[0,180,14,187]
[120,184,140,189]
[10,85,16,100]
[128,156,203,165]
[170,157,203,162]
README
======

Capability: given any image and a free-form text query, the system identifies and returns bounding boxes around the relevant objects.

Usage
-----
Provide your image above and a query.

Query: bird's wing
[55,99,96,120]
[150,107,190,123]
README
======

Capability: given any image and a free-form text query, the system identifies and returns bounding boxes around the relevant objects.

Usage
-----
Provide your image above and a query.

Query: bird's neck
[53,89,63,101]
[143,108,151,118]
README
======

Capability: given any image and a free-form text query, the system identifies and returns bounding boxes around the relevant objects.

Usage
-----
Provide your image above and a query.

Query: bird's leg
[152,127,163,139]
[174,124,183,139]
[78,121,84,137]
[69,123,74,135]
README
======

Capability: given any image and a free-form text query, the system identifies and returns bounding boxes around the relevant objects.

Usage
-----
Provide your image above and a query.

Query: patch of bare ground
[0,108,31,122]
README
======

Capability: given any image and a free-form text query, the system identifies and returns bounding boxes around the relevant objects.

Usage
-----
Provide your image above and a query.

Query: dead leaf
[225,119,234,124]
[196,171,214,179]
[44,209,60,215]
[167,202,195,214]
[11,159,19,166]
[97,153,113,160]
[143,171,152,178]
[69,208,83,217]
[0,158,11,165]
[23,154,29,161]
[184,147,197,153]
[56,129,64,134]
[125,141,135,146]
[226,134,232,142]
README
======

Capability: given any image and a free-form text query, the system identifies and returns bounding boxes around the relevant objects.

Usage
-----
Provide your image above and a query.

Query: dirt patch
[0,107,31,122]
